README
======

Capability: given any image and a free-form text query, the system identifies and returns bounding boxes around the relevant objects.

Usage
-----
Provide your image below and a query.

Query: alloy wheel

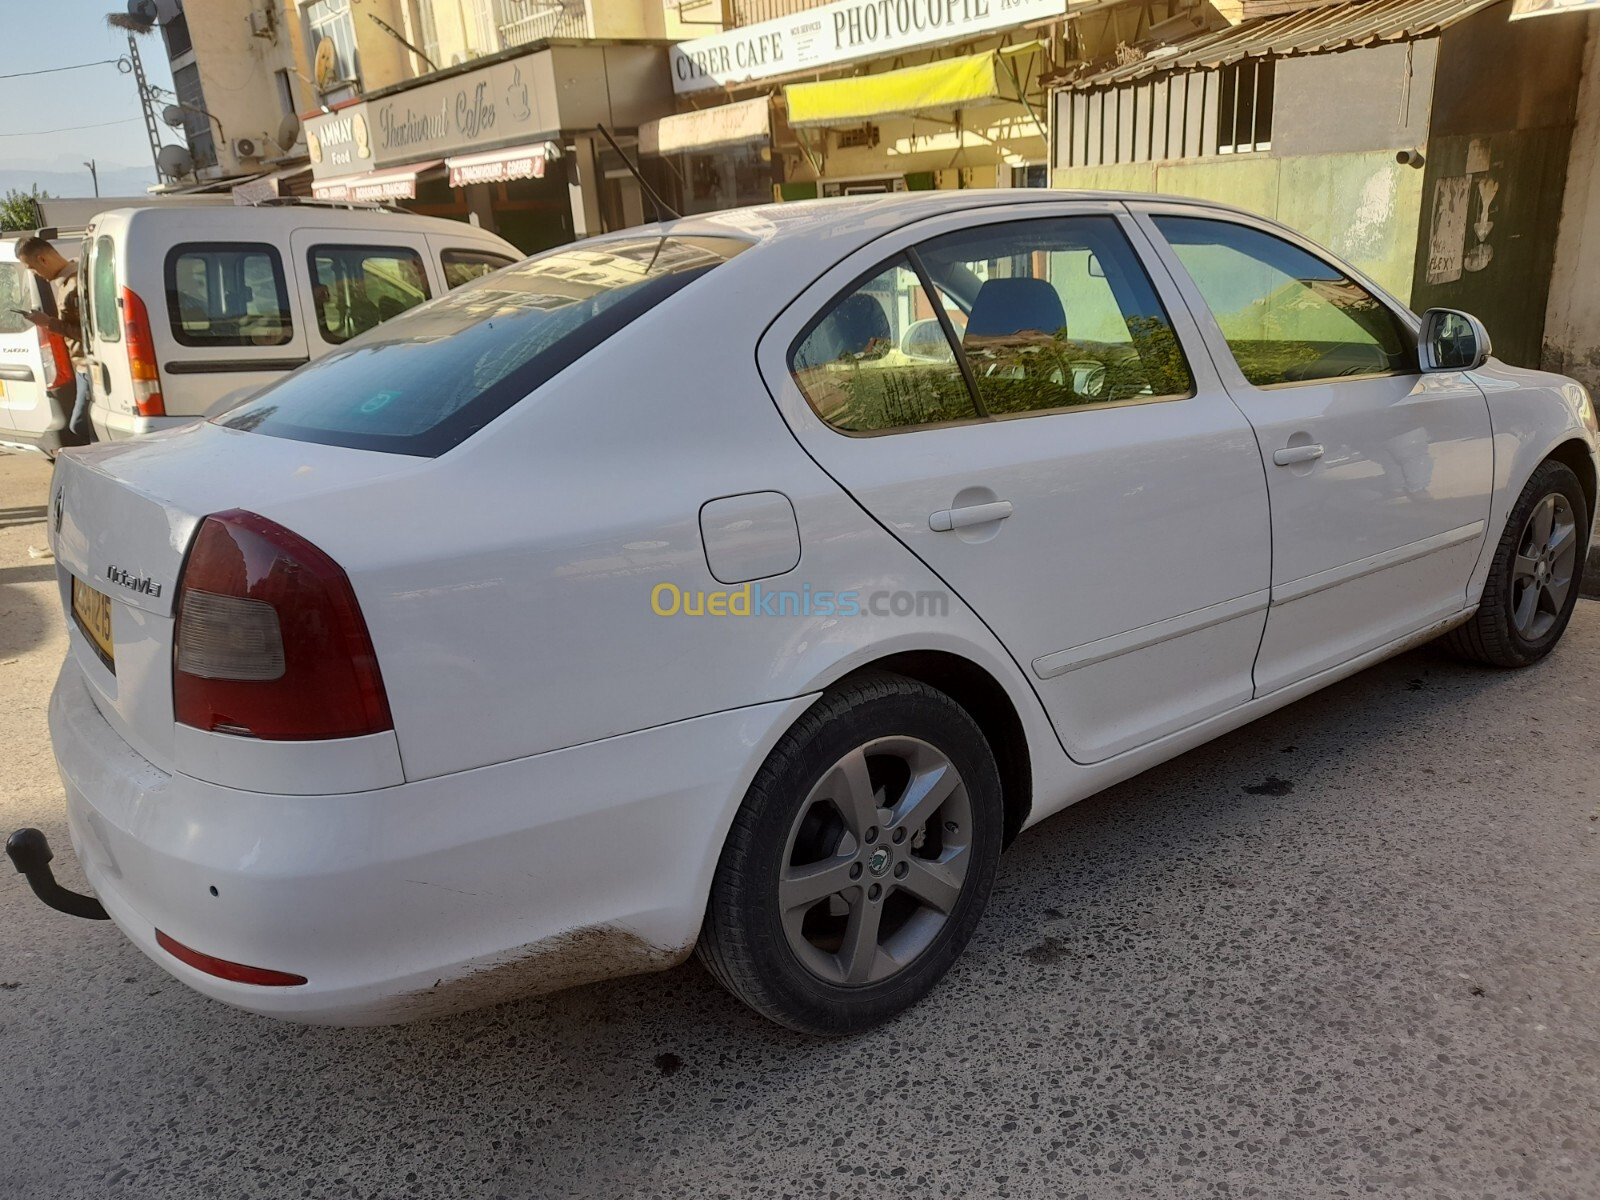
[1510,492,1578,641]
[778,736,973,987]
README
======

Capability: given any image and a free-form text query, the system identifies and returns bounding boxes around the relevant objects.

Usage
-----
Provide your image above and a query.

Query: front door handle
[930,500,1013,532]
[1273,443,1324,466]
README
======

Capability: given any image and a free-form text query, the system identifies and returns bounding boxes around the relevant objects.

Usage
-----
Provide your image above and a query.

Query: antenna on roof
[595,124,681,223]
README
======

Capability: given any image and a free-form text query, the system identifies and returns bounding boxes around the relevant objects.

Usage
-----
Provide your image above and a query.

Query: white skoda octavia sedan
[17,192,1595,1035]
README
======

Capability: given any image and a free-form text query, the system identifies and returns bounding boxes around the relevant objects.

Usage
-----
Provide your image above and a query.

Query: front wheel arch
[1546,437,1597,534]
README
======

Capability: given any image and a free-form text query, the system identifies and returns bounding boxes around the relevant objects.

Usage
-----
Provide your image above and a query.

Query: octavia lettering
[105,565,162,598]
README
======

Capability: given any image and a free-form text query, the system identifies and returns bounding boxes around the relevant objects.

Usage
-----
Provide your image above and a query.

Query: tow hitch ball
[5,829,109,921]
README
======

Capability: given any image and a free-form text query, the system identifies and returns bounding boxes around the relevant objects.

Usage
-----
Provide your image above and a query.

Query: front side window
[916,216,1194,418]
[441,248,518,290]
[790,257,980,435]
[92,235,119,343]
[309,245,431,344]
[166,244,292,348]
[1152,216,1414,387]
[218,234,749,456]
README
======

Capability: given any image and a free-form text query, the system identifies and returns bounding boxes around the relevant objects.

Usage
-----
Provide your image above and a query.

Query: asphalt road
[2,451,1597,1200]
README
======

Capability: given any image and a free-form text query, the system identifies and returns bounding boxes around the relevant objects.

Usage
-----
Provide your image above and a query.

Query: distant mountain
[0,163,157,201]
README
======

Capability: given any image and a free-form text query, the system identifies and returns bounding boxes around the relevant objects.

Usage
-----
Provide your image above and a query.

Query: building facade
[1050,0,1596,371]
[646,0,1076,212]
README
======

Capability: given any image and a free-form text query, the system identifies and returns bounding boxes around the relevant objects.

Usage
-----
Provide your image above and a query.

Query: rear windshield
[218,234,749,456]
[0,261,36,336]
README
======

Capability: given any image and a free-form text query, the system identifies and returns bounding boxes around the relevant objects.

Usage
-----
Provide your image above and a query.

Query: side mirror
[1419,308,1491,372]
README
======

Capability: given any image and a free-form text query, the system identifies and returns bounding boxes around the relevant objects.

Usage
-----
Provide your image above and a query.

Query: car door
[291,231,436,356]
[1134,208,1495,695]
[757,202,1272,764]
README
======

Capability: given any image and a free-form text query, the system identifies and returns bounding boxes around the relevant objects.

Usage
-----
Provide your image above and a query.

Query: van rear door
[0,251,74,442]
[152,238,311,420]
[83,232,124,436]
[0,258,38,433]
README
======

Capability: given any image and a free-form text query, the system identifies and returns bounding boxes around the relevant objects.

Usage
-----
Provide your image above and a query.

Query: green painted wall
[1053,152,1425,301]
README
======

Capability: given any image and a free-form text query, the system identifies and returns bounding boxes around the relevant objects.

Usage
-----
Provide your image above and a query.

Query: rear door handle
[1273,444,1324,466]
[930,500,1013,532]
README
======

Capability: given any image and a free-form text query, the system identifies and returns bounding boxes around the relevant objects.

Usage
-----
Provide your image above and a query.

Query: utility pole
[124,34,164,181]
[84,160,100,197]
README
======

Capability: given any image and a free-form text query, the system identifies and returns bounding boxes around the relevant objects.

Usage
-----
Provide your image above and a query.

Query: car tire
[1443,459,1590,668]
[698,673,1003,1035]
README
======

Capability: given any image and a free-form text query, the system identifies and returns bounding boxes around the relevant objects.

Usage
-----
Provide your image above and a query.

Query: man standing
[15,236,93,442]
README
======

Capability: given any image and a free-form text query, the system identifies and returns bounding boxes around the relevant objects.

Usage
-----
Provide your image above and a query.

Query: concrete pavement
[1,451,1597,1200]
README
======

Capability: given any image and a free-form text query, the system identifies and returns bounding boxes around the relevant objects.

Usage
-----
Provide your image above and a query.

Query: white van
[81,203,521,439]
[0,233,86,458]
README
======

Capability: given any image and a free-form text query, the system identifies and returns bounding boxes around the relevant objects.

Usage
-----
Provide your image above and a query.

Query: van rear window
[0,262,35,336]
[166,243,292,347]
[217,234,749,457]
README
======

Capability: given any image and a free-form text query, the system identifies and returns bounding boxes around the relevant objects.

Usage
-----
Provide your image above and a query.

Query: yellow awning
[785,51,1019,128]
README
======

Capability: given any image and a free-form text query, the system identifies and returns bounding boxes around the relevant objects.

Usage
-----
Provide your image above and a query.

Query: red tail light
[37,326,71,391]
[120,286,166,417]
[174,510,392,741]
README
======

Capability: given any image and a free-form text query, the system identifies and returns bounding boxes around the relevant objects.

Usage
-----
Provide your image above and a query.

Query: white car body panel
[1128,206,1498,694]
[756,200,1272,763]
[37,190,1597,1024]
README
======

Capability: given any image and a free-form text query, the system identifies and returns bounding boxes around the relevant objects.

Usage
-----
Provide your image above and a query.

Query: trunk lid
[50,420,425,770]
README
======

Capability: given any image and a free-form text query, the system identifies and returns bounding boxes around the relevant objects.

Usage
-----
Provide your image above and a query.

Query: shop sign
[367,55,559,162]
[1510,0,1600,17]
[305,103,373,179]
[671,0,1067,94]
[447,142,559,187]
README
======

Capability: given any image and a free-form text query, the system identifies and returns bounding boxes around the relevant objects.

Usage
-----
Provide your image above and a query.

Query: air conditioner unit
[249,6,277,40]
[234,136,260,159]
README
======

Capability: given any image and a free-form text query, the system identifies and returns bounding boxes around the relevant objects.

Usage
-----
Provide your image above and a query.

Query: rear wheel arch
[826,651,1032,848]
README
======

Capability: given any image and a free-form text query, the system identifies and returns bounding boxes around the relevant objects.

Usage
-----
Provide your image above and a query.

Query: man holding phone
[15,235,93,442]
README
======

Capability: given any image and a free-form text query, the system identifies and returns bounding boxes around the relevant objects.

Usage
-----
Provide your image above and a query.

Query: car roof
[654,189,1258,246]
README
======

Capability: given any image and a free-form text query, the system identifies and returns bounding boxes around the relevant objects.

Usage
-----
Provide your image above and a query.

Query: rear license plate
[71,577,115,673]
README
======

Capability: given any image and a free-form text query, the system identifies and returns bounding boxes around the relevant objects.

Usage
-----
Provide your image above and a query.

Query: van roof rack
[246,197,398,211]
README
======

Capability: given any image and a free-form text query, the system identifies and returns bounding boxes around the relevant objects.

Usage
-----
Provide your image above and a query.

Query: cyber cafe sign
[672,0,1066,94]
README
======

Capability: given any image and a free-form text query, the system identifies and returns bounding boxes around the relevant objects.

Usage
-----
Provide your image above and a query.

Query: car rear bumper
[49,656,816,1024]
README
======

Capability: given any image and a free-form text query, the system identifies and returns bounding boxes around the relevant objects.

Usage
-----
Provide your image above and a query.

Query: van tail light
[120,287,166,417]
[37,326,71,391]
[174,510,392,741]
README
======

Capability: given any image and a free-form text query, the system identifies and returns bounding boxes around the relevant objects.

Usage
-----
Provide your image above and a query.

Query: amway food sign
[672,0,1066,94]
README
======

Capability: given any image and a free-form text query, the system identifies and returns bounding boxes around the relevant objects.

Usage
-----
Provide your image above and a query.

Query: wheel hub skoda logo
[867,847,892,877]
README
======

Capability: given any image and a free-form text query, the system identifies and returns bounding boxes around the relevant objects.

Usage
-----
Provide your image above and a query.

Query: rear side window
[92,235,119,343]
[441,248,518,290]
[166,243,292,348]
[0,262,33,335]
[218,234,750,456]
[308,244,431,344]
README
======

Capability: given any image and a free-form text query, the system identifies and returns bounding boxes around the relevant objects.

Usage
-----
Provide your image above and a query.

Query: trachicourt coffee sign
[672,0,1066,94]
[307,55,563,177]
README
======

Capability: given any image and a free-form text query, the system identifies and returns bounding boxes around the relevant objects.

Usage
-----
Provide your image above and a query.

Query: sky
[0,0,179,196]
